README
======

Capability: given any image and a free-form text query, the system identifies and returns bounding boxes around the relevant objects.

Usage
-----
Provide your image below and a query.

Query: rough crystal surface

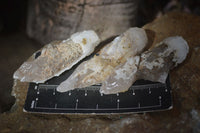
[57,27,148,92]
[137,36,189,83]
[101,36,189,94]
[13,30,100,83]
[100,56,140,94]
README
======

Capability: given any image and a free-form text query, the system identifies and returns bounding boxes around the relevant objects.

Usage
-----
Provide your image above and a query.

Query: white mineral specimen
[13,30,100,83]
[57,27,148,92]
[100,36,189,94]
[137,36,189,83]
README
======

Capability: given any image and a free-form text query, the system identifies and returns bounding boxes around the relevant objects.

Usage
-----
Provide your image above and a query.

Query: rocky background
[0,0,200,133]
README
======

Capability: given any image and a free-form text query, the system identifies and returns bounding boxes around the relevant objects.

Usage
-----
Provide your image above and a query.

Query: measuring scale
[24,77,172,114]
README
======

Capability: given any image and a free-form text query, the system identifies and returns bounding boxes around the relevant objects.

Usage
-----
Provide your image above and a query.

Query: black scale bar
[24,77,172,114]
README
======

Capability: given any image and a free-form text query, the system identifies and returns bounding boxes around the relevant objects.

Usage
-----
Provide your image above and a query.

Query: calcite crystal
[13,30,100,83]
[101,36,189,94]
[137,36,189,83]
[57,27,148,92]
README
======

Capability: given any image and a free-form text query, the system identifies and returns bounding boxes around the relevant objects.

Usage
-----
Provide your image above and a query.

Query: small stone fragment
[57,27,148,92]
[13,30,100,83]
[137,36,189,83]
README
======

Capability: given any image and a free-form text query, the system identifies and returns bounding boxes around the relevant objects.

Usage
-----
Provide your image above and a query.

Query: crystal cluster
[13,28,189,94]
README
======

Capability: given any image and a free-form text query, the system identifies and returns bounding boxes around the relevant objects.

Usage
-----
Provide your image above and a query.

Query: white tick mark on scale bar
[55,104,57,109]
[75,99,79,109]
[85,90,87,96]
[132,90,135,95]
[159,96,162,105]
[34,86,38,90]
[69,91,71,96]
[117,99,120,109]
[53,89,56,95]
[96,104,98,109]
[149,88,151,94]
[31,100,35,109]
[117,93,119,96]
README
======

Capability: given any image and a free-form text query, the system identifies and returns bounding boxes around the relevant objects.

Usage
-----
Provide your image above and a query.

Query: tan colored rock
[1,12,200,133]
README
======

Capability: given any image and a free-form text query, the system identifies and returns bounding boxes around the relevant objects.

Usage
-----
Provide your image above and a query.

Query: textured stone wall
[27,0,139,44]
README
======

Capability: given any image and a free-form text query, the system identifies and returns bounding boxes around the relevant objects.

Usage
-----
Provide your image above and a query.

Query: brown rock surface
[0,12,200,133]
